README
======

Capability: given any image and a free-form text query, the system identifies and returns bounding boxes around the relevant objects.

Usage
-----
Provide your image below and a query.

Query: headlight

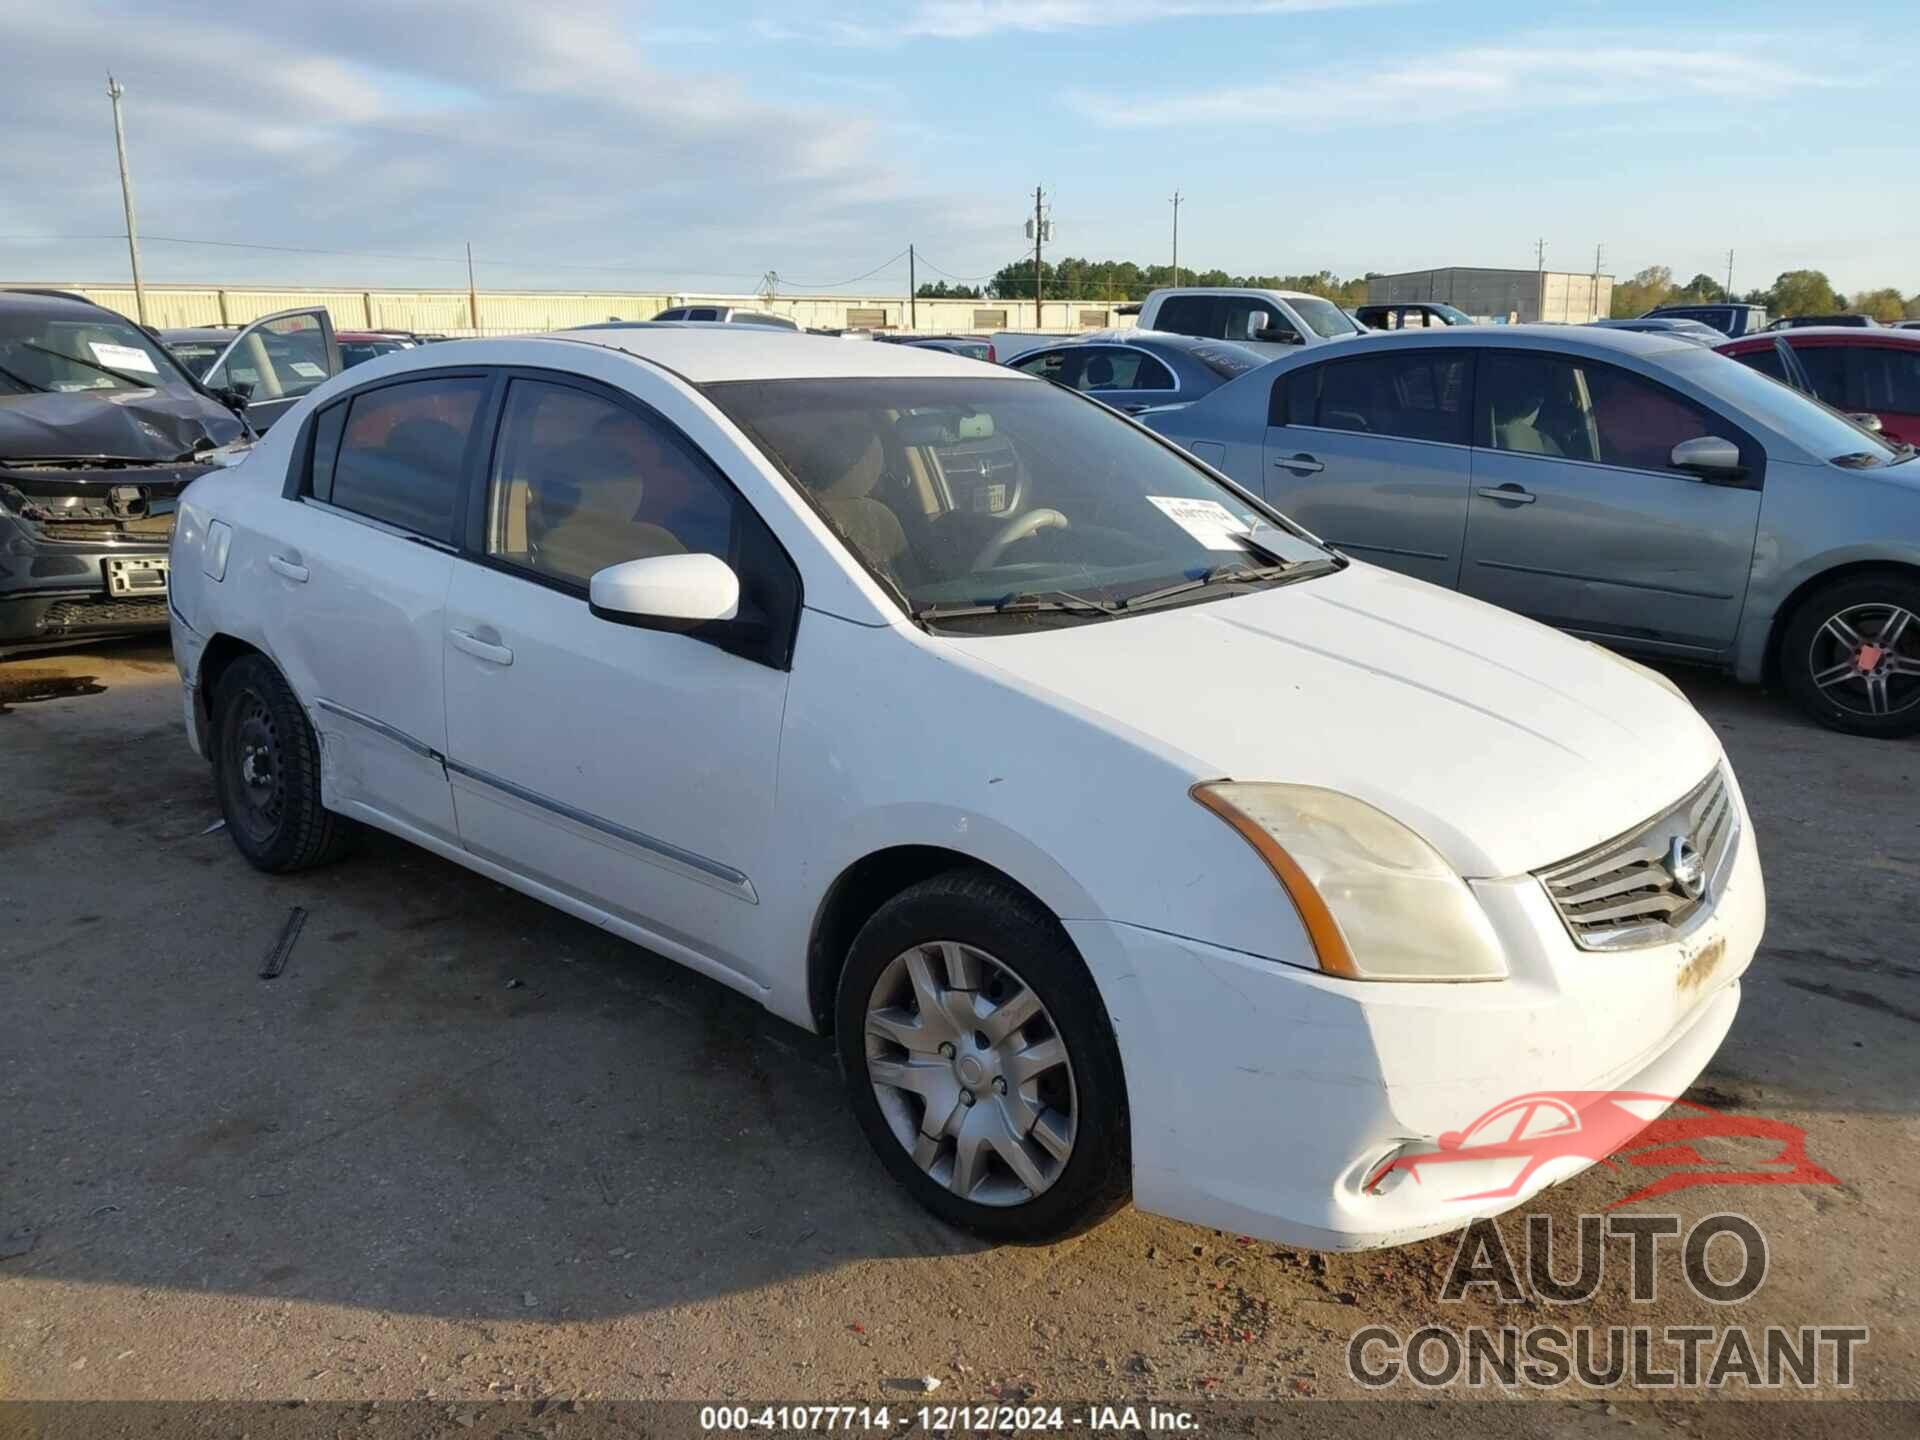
[1191,782,1507,982]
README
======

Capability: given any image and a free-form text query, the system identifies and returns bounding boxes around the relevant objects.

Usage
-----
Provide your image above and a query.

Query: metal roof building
[1367,267,1613,324]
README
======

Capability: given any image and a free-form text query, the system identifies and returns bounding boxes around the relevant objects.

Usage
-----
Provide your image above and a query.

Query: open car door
[204,307,340,434]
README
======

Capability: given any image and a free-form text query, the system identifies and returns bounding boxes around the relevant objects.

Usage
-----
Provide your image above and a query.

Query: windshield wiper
[1118,561,1318,613]
[19,341,160,391]
[0,358,50,394]
[914,588,1120,622]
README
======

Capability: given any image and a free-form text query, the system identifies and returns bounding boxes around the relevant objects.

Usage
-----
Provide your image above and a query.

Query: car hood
[947,563,1724,878]
[0,387,245,465]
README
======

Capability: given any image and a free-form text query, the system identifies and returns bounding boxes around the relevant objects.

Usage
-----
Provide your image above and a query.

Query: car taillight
[985,344,996,363]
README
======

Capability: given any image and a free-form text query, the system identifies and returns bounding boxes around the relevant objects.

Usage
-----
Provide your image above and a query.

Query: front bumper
[1066,785,1765,1251]
[0,517,172,645]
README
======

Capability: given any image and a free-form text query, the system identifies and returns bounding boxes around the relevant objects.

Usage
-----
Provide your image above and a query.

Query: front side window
[1791,344,1850,408]
[317,375,487,541]
[704,376,1338,626]
[484,378,737,585]
[1287,296,1361,338]
[1479,351,1738,473]
[1853,346,1920,413]
[1730,346,1788,384]
[1222,299,1298,344]
[1287,352,1470,444]
[653,308,688,321]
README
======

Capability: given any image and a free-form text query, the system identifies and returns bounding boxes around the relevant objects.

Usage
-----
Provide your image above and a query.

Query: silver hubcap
[1809,603,1920,717]
[864,941,1076,1206]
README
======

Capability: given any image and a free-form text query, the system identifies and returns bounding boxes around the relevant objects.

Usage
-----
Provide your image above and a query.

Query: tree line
[919,257,1919,322]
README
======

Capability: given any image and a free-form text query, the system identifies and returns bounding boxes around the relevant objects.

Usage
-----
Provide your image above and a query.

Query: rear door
[1259,347,1474,587]
[207,307,341,433]
[263,368,492,843]
[1460,349,1762,653]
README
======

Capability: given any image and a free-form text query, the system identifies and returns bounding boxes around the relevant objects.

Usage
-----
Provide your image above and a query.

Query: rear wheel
[1780,574,1920,738]
[211,654,355,871]
[835,869,1130,1243]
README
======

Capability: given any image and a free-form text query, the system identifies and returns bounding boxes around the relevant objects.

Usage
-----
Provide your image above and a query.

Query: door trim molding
[444,758,759,905]
[315,698,444,763]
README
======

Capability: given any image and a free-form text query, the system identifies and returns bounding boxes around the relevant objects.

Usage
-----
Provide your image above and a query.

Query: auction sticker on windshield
[1147,495,1250,550]
[89,341,157,373]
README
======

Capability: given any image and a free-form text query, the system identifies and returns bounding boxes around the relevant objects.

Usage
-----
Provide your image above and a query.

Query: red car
[1716,327,1920,446]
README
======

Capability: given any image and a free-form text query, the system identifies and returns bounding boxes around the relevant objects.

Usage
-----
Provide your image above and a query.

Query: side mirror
[1849,412,1885,434]
[1670,436,1744,479]
[589,552,740,630]
[1243,312,1271,340]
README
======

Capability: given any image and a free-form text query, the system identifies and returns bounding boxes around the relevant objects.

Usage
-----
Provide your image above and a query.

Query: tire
[1779,573,1920,738]
[211,654,356,872]
[834,868,1131,1243]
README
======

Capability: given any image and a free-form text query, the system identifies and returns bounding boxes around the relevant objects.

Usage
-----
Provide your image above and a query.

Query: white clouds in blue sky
[0,0,1909,295]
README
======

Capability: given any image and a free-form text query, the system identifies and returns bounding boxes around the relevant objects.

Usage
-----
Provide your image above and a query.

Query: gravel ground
[1,637,1915,1425]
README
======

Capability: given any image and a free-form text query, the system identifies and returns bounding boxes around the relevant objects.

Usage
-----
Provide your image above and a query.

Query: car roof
[539,327,1026,382]
[1722,326,1920,347]
[1281,323,1698,359]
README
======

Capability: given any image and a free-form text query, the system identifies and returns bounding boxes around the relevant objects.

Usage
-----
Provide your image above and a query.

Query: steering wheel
[972,508,1069,571]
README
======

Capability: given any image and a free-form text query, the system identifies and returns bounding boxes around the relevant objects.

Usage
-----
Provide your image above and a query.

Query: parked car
[1,288,252,650]
[1716,326,1920,446]
[1896,320,1920,331]
[159,308,342,432]
[1641,303,1769,337]
[877,334,996,362]
[1588,317,1721,345]
[1765,314,1876,331]
[1136,287,1363,352]
[649,305,799,330]
[1003,331,1268,415]
[1146,325,1920,736]
[167,328,1760,1250]
[336,330,419,368]
[1355,302,1475,330]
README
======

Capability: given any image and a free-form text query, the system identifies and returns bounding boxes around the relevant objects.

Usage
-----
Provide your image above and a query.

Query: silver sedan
[1145,325,1920,737]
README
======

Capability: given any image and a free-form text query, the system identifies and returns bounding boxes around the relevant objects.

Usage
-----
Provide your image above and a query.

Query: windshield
[1431,304,1473,325]
[1680,350,1905,467]
[1291,296,1360,338]
[165,340,226,380]
[703,376,1336,623]
[0,308,197,396]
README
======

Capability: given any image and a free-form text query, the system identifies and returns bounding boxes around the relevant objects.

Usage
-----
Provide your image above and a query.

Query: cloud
[1074,36,1830,129]
[0,0,1002,289]
[800,0,1386,46]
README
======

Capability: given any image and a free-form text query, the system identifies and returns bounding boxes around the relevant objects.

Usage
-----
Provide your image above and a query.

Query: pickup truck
[1135,287,1363,352]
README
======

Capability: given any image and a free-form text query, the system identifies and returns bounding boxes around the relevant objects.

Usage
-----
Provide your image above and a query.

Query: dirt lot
[2,637,1916,1422]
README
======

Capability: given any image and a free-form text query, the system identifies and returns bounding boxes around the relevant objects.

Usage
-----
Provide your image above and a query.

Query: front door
[441,374,799,983]
[1460,349,1762,654]
[208,307,341,433]
[264,369,492,843]
[1259,348,1473,587]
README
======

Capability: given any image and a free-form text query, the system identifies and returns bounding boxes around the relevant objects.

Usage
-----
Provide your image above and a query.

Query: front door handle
[267,553,309,583]
[1476,484,1536,505]
[449,627,514,667]
[1273,453,1325,474]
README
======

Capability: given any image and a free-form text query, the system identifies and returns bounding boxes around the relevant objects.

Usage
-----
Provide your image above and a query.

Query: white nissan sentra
[167,329,1763,1251]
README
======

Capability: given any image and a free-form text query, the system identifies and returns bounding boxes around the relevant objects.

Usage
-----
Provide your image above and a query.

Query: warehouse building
[1367,267,1613,324]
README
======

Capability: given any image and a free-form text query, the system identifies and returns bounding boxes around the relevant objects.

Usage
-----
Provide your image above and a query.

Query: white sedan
[167,329,1763,1250]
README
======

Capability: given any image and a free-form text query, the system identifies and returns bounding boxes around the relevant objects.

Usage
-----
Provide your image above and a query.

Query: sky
[0,0,1913,299]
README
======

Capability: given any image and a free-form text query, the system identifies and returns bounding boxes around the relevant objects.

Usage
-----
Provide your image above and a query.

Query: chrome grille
[1536,767,1738,952]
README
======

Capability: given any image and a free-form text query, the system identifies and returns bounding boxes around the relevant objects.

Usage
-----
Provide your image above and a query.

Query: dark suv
[1,290,253,650]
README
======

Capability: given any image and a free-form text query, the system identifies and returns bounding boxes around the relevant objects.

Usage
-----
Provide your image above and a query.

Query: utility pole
[106,75,148,325]
[466,242,479,333]
[909,244,916,331]
[1725,248,1735,299]
[1534,237,1547,322]
[1170,190,1182,288]
[1592,242,1604,321]
[1033,186,1045,328]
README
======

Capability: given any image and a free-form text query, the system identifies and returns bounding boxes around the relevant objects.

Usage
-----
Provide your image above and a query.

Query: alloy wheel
[1806,603,1920,719]
[864,941,1076,1206]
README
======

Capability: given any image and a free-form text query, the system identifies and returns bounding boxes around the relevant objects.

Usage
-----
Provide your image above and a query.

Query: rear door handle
[449,627,514,667]
[267,553,309,583]
[1476,484,1536,505]
[1273,453,1324,474]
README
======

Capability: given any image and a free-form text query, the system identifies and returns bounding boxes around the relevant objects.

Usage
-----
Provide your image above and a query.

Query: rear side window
[1854,346,1920,413]
[1282,352,1470,444]
[1075,348,1175,392]
[1013,349,1069,381]
[1153,296,1217,338]
[318,376,487,541]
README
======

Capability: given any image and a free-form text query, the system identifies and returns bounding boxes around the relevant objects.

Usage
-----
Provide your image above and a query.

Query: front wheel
[1780,575,1920,738]
[834,869,1130,1244]
[211,654,356,871]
